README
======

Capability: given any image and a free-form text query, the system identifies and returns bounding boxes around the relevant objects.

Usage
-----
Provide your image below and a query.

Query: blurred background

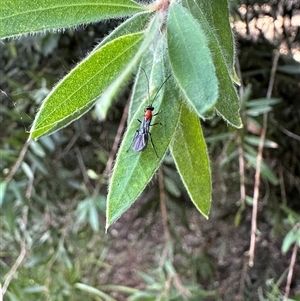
[1,0,300,300]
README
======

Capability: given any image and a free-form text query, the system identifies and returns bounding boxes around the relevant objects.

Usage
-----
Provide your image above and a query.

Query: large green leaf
[93,12,152,52]
[127,57,153,122]
[167,2,218,116]
[183,0,242,128]
[92,12,153,119]
[191,0,237,81]
[0,181,7,207]
[170,103,211,218]
[106,46,182,228]
[29,32,145,139]
[0,0,146,39]
[127,32,166,122]
[95,14,160,120]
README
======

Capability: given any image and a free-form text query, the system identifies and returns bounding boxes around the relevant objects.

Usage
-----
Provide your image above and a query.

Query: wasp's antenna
[151,73,172,104]
[139,66,172,105]
[139,66,151,104]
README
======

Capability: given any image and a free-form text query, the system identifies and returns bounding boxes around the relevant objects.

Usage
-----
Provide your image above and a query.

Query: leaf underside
[167,3,219,116]
[0,0,146,39]
[170,102,211,218]
[106,38,182,228]
[30,32,145,139]
[2,0,243,228]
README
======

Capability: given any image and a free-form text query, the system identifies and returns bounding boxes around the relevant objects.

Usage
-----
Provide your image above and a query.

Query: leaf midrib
[1,3,143,21]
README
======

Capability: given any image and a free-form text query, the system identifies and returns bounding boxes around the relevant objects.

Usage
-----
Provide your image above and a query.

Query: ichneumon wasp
[132,68,171,158]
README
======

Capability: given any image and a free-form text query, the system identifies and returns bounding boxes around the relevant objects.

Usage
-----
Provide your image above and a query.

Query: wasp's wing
[132,129,148,152]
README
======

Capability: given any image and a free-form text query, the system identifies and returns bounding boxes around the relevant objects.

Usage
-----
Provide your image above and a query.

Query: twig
[75,147,93,192]
[283,234,299,301]
[270,116,300,142]
[173,273,191,299]
[5,140,31,183]
[248,50,280,267]
[2,206,28,297]
[54,131,81,163]
[150,0,170,12]
[156,170,190,299]
[238,132,246,208]
[238,256,250,300]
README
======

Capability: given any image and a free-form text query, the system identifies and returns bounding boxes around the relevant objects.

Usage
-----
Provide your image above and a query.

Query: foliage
[128,260,217,301]
[2,0,300,300]
[1,0,242,229]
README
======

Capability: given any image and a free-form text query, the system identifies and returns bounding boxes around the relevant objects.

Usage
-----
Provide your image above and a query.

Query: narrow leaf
[244,136,278,148]
[106,51,182,228]
[93,12,153,119]
[191,0,237,81]
[21,162,34,181]
[167,3,218,116]
[0,0,146,39]
[182,0,242,128]
[128,57,153,122]
[246,107,272,116]
[246,98,281,107]
[89,204,100,232]
[170,103,211,218]
[282,230,297,254]
[74,283,115,300]
[29,32,145,139]
[0,181,7,207]
[245,154,279,185]
[128,30,166,122]
[95,14,160,120]
[93,12,152,52]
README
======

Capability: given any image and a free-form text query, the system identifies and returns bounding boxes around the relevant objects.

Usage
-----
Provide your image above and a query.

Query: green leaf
[244,135,278,148]
[0,0,146,39]
[190,0,237,81]
[75,283,116,300]
[282,229,297,254]
[164,177,181,198]
[245,195,254,206]
[29,140,46,157]
[92,12,153,120]
[277,63,300,75]
[27,152,49,176]
[89,204,100,232]
[246,107,273,116]
[0,181,7,207]
[128,29,166,122]
[29,32,145,139]
[93,12,152,52]
[167,3,218,116]
[75,198,91,224]
[21,162,34,181]
[170,102,211,218]
[246,98,281,107]
[128,58,153,122]
[182,0,242,128]
[245,153,279,185]
[95,14,160,120]
[106,50,182,228]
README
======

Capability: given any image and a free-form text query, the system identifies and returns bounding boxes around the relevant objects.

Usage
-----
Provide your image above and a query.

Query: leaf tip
[232,69,241,86]
[105,222,110,233]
